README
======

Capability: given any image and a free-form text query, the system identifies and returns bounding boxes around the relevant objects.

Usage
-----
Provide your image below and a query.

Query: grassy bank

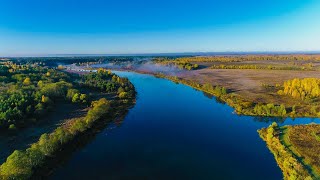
[258,123,320,180]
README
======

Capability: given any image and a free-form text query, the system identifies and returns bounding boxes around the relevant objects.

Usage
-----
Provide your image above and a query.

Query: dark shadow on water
[252,116,286,124]
[202,91,226,105]
[202,92,213,99]
[31,103,133,179]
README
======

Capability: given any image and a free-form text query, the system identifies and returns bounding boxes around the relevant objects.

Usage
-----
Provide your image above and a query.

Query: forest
[0,62,87,130]
[0,60,137,131]
[80,68,135,98]
[0,61,136,179]
[278,78,320,100]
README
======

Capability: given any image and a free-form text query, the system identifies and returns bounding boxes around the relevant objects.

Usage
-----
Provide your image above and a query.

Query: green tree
[79,94,88,103]
[118,92,128,99]
[72,93,80,103]
[67,89,80,100]
[23,77,31,86]
[26,146,44,167]
[0,150,31,179]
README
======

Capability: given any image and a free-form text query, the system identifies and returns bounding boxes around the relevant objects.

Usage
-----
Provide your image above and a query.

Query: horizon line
[1,50,320,58]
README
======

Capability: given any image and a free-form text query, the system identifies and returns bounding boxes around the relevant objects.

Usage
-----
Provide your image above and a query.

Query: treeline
[253,104,287,117]
[175,62,199,70]
[173,55,320,63]
[258,123,314,180]
[210,64,311,71]
[0,98,111,179]
[153,58,199,70]
[224,94,289,117]
[278,78,320,100]
[0,62,87,130]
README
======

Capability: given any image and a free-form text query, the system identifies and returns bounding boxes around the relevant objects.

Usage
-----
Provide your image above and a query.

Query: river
[50,71,320,179]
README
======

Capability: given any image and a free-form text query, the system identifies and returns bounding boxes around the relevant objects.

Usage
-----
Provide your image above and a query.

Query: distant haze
[2,51,320,58]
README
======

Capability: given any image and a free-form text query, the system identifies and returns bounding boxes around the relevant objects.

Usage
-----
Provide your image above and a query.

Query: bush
[67,89,80,100]
[118,92,128,99]
[8,124,16,130]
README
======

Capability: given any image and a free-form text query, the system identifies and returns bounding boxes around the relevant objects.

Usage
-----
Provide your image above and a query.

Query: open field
[155,56,320,103]
[178,68,320,104]
[192,60,320,70]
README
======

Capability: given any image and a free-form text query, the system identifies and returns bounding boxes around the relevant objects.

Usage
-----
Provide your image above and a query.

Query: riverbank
[258,123,320,179]
[0,70,136,179]
[0,97,134,179]
[149,73,303,118]
[32,97,135,178]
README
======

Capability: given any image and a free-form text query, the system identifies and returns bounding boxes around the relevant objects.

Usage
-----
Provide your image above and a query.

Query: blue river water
[51,71,320,180]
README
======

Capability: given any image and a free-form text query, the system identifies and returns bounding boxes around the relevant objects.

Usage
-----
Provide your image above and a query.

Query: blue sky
[0,0,320,56]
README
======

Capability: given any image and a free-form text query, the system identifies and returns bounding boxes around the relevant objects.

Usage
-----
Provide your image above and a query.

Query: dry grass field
[282,124,320,177]
[177,68,320,104]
